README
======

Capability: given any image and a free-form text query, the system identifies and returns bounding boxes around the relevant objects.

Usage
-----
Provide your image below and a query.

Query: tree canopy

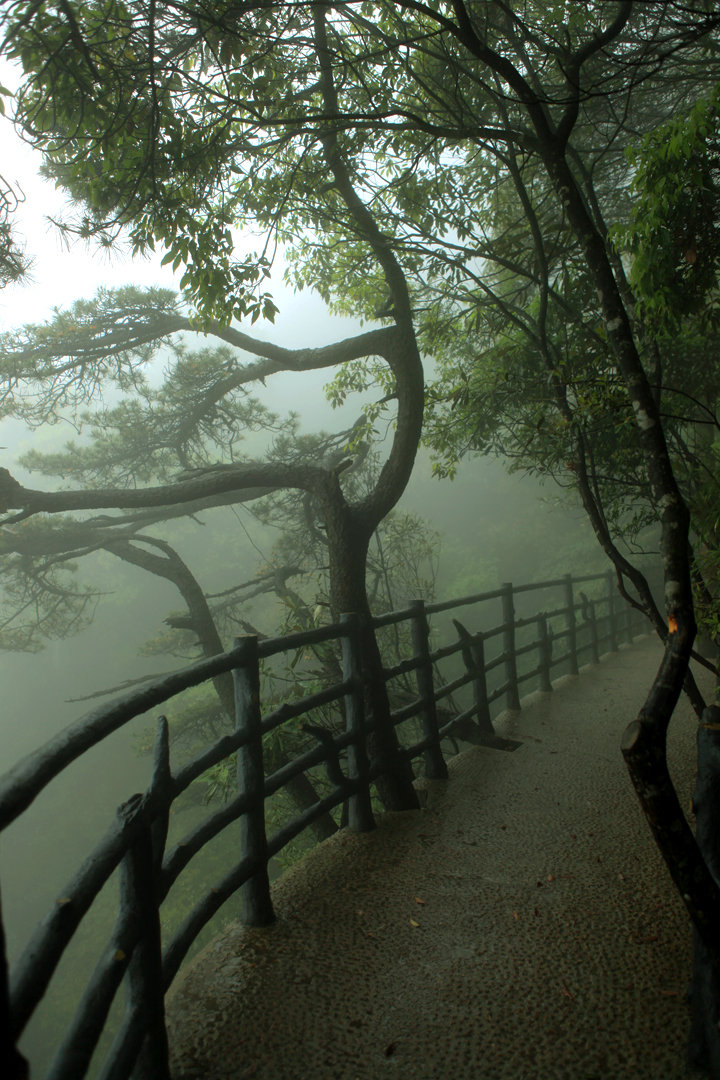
[5,0,720,1042]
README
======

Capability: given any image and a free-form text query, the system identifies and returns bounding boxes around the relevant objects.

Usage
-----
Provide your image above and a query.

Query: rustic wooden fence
[0,571,646,1079]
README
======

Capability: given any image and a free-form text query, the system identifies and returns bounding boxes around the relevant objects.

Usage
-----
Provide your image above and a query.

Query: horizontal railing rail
[0,570,648,1079]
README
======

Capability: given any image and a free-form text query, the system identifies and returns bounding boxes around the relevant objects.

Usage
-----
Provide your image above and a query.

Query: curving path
[167,636,711,1080]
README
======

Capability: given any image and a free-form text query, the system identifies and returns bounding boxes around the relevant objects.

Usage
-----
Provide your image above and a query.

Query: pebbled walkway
[166,637,712,1080]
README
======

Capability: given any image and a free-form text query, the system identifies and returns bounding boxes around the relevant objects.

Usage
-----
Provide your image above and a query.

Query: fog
[0,104,610,1077]
[0,292,606,1072]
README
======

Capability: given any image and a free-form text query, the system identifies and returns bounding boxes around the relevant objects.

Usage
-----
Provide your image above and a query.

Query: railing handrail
[0,570,614,831]
[0,569,646,1079]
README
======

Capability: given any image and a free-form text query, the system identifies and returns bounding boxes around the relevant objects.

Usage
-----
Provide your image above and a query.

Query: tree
[306,3,720,981]
[0,172,29,291]
[417,134,719,678]
[269,6,720,972]
[5,0,720,1053]
[0,277,427,813]
[0,305,440,814]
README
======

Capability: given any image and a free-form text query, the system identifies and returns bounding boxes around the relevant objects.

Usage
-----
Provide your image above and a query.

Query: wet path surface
[167,638,709,1080]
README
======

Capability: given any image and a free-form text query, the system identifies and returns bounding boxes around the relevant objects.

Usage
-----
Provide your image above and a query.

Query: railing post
[85,722,174,1080]
[563,574,579,675]
[537,615,553,692]
[340,613,375,832]
[234,636,274,927]
[409,600,448,780]
[606,572,618,652]
[453,619,493,733]
[0,888,28,1080]
[589,600,600,663]
[501,583,521,710]
[128,718,173,1080]
[120,796,170,1080]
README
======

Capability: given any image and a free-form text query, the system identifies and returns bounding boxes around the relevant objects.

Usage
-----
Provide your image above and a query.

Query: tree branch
[0,462,323,523]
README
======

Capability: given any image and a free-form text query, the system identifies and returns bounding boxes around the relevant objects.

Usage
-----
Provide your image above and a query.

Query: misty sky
[0,63,363,343]
[0,99,393,488]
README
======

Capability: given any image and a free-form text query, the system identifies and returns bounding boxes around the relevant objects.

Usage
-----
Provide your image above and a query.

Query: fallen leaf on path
[561,986,574,1000]
[414,896,426,905]
[409,918,420,928]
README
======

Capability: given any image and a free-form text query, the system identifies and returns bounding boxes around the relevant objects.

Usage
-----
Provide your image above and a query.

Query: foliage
[0,515,101,650]
[0,169,29,289]
[5,0,720,990]
[613,83,720,334]
[0,283,440,829]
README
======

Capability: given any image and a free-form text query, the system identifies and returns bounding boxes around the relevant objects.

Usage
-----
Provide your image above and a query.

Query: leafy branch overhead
[613,83,720,334]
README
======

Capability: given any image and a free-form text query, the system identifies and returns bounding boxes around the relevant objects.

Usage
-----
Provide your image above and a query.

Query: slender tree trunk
[538,145,720,969]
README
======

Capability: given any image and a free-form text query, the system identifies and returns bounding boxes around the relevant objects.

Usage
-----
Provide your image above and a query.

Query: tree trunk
[687,708,720,1077]
[536,142,720,969]
[323,486,419,812]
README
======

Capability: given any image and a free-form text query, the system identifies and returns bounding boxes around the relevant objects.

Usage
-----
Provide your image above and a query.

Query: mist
[0,31,678,1075]
[0,224,612,1071]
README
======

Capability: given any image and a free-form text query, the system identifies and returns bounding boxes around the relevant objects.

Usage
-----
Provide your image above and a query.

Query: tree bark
[321,476,419,812]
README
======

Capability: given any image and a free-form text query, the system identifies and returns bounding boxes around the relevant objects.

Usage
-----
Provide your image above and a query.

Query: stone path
[167,637,711,1080]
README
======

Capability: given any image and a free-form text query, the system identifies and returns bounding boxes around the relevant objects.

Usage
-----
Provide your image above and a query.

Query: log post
[234,636,274,927]
[501,583,521,710]
[589,599,600,664]
[129,718,173,1080]
[120,794,170,1080]
[606,572,618,652]
[410,600,448,779]
[0,889,28,1080]
[453,619,493,734]
[340,613,375,832]
[563,574,579,676]
[537,615,553,693]
[149,718,172,877]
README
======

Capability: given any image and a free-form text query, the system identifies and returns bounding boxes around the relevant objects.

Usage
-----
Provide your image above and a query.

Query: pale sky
[0,77,183,327]
[0,59,361,348]
[0,62,366,448]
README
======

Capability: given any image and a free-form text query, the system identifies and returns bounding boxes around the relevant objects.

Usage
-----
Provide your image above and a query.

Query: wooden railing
[0,571,647,1079]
